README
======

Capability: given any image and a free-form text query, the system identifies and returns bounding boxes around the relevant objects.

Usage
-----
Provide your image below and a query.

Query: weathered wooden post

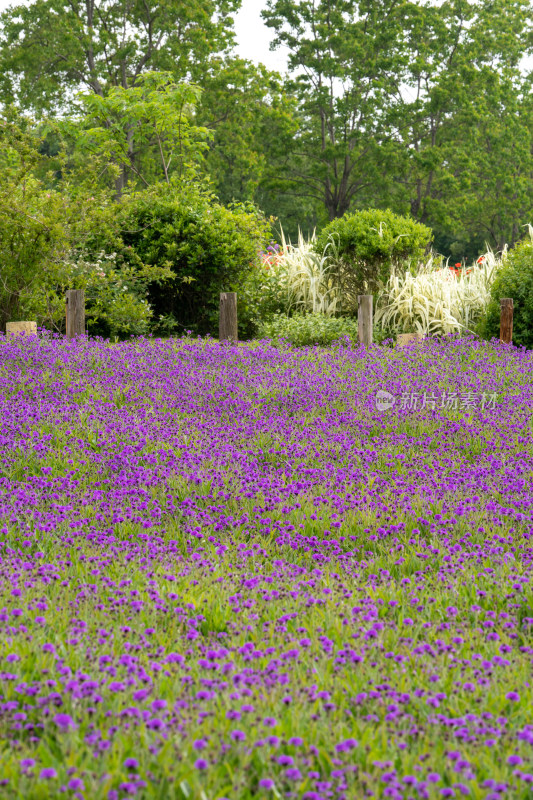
[500,298,513,344]
[66,290,85,339]
[219,292,238,342]
[358,295,373,348]
[6,321,37,336]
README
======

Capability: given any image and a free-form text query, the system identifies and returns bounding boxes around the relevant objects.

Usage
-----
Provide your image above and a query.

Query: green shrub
[0,108,70,330]
[256,312,358,347]
[478,230,533,348]
[0,106,144,336]
[314,209,433,313]
[237,242,288,337]
[58,251,157,338]
[104,184,272,337]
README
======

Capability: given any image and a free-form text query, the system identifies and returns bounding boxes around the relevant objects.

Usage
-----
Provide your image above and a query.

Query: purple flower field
[1,333,533,799]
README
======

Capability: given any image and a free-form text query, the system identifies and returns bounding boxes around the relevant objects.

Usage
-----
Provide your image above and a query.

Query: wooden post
[358,295,373,348]
[6,321,37,336]
[219,292,238,342]
[66,290,85,339]
[500,298,513,344]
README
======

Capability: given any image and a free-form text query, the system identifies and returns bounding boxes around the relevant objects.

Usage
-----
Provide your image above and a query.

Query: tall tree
[262,0,533,249]
[0,0,300,209]
[384,0,533,255]
[63,71,212,193]
[262,0,413,221]
[0,106,115,330]
[197,57,298,207]
[0,0,239,113]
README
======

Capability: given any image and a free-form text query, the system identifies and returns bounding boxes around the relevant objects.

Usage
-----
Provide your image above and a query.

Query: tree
[0,106,116,330]
[262,0,533,256]
[427,75,533,259]
[262,0,413,221]
[462,81,532,253]
[0,108,67,329]
[0,106,169,335]
[383,0,533,257]
[197,57,298,207]
[0,0,239,113]
[62,71,212,193]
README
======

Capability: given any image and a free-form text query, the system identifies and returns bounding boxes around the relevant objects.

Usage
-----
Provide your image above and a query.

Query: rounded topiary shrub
[478,232,533,349]
[314,209,433,313]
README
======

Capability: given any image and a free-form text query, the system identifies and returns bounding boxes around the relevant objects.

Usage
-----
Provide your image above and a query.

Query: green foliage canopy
[0,0,531,284]
[0,0,239,112]
[62,72,213,193]
[262,0,533,256]
[0,107,171,336]
[0,107,77,330]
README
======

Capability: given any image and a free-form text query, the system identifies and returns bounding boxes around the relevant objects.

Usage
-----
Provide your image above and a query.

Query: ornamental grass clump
[237,230,341,337]
[375,246,502,336]
[268,228,341,316]
[0,332,532,797]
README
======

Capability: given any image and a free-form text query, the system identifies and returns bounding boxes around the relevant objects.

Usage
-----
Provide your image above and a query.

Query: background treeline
[0,0,532,339]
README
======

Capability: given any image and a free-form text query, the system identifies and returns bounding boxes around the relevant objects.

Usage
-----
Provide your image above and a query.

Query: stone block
[397,332,425,348]
[6,321,37,336]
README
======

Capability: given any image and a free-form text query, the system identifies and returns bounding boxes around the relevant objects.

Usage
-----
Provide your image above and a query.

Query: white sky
[233,0,289,73]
